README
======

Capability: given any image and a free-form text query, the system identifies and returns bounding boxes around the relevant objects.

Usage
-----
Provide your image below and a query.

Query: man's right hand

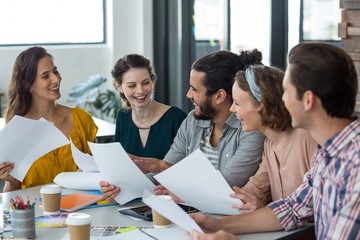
[129,154,171,174]
[190,213,222,233]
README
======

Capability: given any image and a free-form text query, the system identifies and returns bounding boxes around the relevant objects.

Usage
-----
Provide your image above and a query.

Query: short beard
[193,97,217,120]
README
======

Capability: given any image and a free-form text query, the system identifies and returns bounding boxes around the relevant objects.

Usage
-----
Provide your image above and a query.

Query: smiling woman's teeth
[135,96,146,100]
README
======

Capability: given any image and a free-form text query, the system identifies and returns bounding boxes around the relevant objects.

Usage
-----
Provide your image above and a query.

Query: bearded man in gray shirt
[100,50,265,201]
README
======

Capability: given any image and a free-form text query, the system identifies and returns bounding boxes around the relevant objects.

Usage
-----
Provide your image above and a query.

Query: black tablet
[118,206,153,221]
[118,204,199,221]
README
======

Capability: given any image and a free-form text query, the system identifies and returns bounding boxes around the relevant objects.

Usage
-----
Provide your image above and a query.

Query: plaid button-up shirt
[268,118,360,240]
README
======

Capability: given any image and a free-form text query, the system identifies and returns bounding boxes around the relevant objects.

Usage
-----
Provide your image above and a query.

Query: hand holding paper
[88,142,155,204]
[0,115,69,181]
[154,149,241,215]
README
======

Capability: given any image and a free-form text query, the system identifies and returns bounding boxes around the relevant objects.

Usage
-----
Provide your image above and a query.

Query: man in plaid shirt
[191,42,360,240]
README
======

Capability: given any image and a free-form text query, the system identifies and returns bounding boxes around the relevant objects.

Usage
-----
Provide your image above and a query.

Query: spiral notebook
[60,193,105,212]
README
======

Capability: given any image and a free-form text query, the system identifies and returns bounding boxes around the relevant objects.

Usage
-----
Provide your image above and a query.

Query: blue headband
[245,67,262,102]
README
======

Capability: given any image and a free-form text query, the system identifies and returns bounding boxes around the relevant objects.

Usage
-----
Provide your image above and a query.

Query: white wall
[0,0,153,109]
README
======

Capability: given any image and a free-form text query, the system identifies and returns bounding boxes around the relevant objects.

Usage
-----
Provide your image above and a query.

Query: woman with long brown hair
[0,46,98,192]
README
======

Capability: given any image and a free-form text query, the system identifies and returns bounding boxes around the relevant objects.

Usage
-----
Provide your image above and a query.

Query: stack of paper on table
[154,149,241,215]
[88,142,155,204]
[0,115,69,181]
[54,171,102,190]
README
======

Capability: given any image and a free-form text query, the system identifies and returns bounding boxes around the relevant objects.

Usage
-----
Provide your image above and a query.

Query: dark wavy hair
[192,49,262,101]
[288,42,357,119]
[111,54,156,108]
[5,46,52,123]
[235,65,292,132]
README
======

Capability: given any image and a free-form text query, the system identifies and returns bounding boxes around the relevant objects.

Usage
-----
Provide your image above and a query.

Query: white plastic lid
[40,184,62,194]
[66,213,92,226]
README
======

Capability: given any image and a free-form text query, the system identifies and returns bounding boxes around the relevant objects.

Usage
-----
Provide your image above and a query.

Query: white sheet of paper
[171,171,239,215]
[154,149,241,215]
[0,115,69,181]
[70,140,98,172]
[88,142,155,204]
[157,149,215,190]
[117,201,147,211]
[143,225,193,240]
[54,172,102,190]
[142,189,203,233]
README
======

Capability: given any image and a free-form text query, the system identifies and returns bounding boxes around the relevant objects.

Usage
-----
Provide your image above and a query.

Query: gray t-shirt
[164,110,265,187]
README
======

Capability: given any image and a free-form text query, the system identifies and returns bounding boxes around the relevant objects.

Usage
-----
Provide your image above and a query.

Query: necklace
[137,127,151,130]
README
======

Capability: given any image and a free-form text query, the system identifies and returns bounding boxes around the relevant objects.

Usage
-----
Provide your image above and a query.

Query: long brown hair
[5,46,52,123]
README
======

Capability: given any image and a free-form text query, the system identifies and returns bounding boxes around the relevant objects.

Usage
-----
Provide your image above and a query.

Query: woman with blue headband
[228,65,317,212]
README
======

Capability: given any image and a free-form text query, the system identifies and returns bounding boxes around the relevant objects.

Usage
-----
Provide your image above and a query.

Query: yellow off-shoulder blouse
[21,108,98,189]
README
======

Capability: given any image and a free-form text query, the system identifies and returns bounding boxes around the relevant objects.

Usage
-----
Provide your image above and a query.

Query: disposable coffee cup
[152,195,172,228]
[66,213,92,240]
[40,184,62,215]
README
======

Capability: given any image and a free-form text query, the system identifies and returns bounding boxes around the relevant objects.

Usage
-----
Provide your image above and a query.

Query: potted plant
[68,74,121,123]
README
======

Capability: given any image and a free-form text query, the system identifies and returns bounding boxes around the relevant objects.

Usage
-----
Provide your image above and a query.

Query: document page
[169,171,240,215]
[0,115,69,181]
[154,149,241,215]
[70,140,98,172]
[88,142,155,204]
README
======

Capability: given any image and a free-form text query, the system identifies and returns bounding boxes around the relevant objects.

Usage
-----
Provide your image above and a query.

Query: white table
[0,186,314,240]
[1,186,153,239]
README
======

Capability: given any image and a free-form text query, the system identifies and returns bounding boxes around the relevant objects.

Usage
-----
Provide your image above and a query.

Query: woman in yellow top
[0,46,98,191]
